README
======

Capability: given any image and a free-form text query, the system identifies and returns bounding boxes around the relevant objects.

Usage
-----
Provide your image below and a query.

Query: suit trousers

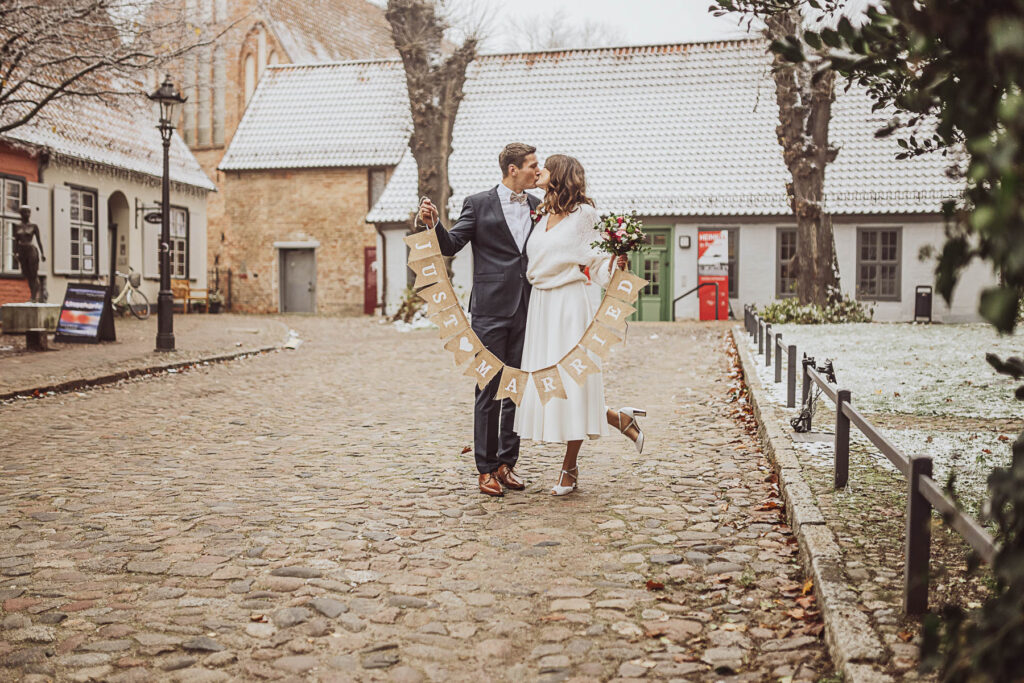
[471,293,528,474]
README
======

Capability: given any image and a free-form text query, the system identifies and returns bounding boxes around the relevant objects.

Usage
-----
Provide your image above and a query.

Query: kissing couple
[419,143,647,497]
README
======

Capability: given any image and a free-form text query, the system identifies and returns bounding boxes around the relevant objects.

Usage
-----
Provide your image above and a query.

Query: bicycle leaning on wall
[111,268,150,320]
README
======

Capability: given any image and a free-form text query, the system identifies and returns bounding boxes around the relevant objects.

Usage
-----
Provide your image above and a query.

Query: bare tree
[501,10,616,52]
[715,1,840,306]
[0,0,229,135]
[385,0,479,230]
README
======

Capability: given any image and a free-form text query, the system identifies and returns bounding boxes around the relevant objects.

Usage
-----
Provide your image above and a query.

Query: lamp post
[148,75,186,352]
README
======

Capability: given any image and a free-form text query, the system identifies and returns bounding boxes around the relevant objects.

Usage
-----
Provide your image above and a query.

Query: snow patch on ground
[748,322,1022,419]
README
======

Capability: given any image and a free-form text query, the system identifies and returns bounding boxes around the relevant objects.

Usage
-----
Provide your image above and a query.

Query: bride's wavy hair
[539,154,594,216]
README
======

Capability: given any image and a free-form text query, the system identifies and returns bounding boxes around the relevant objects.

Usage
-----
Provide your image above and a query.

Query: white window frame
[0,175,26,275]
[169,206,189,279]
[69,186,98,276]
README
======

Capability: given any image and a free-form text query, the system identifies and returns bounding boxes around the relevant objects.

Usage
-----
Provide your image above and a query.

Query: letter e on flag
[595,297,636,333]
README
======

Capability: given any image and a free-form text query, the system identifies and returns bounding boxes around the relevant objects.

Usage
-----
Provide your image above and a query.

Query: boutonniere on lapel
[529,207,544,225]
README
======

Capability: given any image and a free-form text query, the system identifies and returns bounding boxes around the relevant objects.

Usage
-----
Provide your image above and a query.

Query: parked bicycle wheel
[128,289,150,320]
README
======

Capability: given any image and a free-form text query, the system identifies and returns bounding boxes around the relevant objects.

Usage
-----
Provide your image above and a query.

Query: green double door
[629,227,672,321]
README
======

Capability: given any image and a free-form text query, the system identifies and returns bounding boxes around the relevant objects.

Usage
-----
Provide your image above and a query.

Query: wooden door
[364,246,377,315]
[281,248,316,313]
[631,228,672,321]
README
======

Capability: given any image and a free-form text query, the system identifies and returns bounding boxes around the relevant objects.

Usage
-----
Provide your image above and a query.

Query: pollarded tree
[713,0,841,307]
[385,0,478,232]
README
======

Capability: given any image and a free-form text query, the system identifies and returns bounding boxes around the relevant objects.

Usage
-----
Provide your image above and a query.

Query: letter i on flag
[580,320,623,360]
[531,366,567,405]
[494,366,528,406]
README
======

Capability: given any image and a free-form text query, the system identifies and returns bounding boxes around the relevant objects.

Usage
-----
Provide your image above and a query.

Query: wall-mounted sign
[54,283,116,344]
[144,211,162,224]
[697,230,729,321]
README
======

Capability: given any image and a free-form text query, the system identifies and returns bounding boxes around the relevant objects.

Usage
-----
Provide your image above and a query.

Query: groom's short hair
[499,143,536,177]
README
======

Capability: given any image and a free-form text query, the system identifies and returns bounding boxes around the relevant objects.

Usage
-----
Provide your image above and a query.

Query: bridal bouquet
[591,211,647,256]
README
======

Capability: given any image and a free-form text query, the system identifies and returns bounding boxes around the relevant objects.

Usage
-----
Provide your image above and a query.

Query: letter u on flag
[403,229,441,261]
[464,348,502,390]
[531,366,567,405]
[606,270,649,305]
[494,366,528,406]
[411,256,447,289]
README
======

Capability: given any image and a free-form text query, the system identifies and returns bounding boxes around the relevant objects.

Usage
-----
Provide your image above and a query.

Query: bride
[513,154,647,496]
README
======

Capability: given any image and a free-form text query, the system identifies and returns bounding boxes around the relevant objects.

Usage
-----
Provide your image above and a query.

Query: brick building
[171,0,396,293]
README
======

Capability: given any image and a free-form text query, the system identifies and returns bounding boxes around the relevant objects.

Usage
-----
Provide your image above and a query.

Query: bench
[171,279,210,314]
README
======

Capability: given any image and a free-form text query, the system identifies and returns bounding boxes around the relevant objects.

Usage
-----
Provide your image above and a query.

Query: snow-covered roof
[218,60,410,170]
[4,89,216,192]
[261,0,396,64]
[220,39,964,218]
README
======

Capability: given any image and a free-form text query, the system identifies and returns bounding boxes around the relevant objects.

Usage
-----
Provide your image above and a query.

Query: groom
[419,143,542,496]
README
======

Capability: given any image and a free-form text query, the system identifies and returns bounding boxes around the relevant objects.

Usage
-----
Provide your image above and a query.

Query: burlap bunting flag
[494,366,528,406]
[410,256,447,289]
[595,297,636,333]
[559,345,600,386]
[444,328,483,365]
[464,348,503,390]
[418,279,458,317]
[606,269,649,305]
[403,229,442,261]
[580,320,623,360]
[531,366,567,405]
[428,307,470,340]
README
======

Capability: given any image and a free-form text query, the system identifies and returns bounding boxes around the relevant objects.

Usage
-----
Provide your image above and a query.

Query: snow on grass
[748,322,1023,419]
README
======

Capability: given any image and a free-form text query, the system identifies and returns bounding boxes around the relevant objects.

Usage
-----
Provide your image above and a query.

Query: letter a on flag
[464,348,502,390]
[494,366,528,405]
[531,366,567,405]
[606,269,648,305]
[403,229,441,262]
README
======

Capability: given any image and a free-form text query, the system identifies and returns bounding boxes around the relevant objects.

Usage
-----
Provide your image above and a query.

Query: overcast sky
[368,0,753,50]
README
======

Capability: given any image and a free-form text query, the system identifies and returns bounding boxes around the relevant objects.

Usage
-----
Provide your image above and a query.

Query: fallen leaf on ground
[645,580,665,591]
[540,614,566,622]
[796,596,815,609]
[460,446,471,454]
[801,579,813,595]
[755,501,781,511]
[786,608,806,621]
[897,630,914,642]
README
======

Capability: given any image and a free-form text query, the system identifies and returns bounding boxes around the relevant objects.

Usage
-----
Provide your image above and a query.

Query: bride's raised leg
[606,407,639,442]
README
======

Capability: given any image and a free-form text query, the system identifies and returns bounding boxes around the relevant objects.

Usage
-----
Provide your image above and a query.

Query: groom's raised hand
[419,198,438,228]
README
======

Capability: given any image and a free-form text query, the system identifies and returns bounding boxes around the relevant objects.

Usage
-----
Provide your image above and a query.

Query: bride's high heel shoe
[551,467,578,496]
[618,407,646,455]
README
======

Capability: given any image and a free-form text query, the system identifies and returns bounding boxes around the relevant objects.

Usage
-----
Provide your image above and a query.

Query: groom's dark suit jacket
[434,186,541,317]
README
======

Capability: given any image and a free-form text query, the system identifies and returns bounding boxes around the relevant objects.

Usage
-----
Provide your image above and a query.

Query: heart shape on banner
[459,336,473,352]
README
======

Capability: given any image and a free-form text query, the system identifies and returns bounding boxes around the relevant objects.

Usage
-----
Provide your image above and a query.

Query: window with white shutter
[0,175,25,275]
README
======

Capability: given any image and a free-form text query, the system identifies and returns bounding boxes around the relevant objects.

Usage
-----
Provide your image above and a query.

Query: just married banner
[404,229,648,405]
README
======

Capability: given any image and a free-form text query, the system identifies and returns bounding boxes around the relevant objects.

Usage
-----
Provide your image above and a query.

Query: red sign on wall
[697,230,729,321]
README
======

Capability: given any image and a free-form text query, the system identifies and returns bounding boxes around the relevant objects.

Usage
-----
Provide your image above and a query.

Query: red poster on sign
[697,230,729,321]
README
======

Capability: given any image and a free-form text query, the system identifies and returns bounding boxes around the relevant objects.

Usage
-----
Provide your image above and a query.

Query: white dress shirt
[496,182,532,252]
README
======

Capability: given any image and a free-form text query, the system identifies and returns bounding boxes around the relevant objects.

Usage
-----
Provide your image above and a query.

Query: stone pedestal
[1,303,60,350]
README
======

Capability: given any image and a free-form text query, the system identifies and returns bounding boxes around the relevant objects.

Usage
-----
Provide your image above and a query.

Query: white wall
[38,162,208,305]
[380,224,473,316]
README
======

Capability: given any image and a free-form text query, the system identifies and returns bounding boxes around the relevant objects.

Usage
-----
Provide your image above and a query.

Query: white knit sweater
[526,204,616,290]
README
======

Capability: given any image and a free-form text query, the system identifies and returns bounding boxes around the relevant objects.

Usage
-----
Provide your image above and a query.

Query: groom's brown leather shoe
[478,472,504,497]
[495,464,525,490]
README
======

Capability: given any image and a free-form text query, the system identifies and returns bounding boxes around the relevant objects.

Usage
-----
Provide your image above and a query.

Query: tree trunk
[767,9,840,307]
[385,0,477,233]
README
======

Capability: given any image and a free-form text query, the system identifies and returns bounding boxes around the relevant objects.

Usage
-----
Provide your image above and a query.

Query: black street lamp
[148,75,186,352]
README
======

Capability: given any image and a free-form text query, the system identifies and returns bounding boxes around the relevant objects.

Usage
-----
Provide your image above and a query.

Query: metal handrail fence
[742,305,998,615]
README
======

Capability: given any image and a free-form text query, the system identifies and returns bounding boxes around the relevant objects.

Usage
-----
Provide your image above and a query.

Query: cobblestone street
[0,318,831,682]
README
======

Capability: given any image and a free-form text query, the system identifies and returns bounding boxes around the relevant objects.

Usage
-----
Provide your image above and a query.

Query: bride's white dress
[513,204,616,443]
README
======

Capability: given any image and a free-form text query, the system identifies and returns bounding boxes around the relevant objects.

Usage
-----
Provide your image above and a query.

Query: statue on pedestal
[14,206,46,303]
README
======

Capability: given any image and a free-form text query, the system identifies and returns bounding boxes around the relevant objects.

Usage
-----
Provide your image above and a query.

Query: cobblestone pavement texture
[1,318,832,682]
[0,314,288,398]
